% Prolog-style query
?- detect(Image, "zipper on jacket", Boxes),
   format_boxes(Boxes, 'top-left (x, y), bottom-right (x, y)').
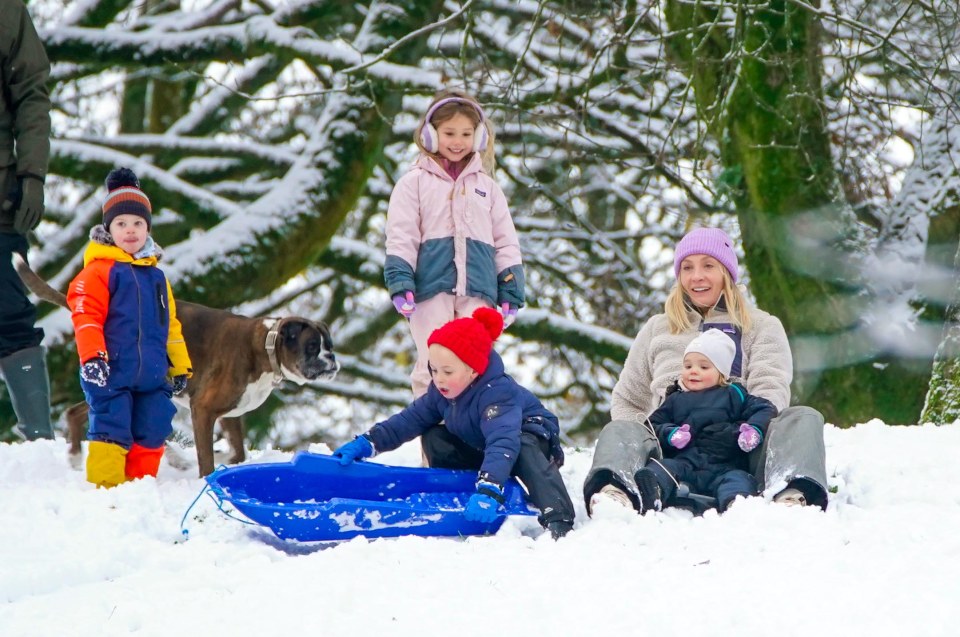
top-left (448, 399), bottom-right (457, 426)
top-left (157, 283), bottom-right (168, 327)
top-left (134, 265), bottom-right (143, 381)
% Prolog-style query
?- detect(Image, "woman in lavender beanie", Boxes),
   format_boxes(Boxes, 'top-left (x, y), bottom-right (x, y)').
top-left (583, 227), bottom-right (828, 514)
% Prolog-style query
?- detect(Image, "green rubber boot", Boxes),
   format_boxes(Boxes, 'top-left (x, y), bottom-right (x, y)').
top-left (1, 345), bottom-right (54, 440)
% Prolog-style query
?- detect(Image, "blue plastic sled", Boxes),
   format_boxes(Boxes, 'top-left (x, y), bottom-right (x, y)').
top-left (204, 451), bottom-right (537, 542)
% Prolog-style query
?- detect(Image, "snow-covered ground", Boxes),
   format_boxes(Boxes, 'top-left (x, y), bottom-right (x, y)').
top-left (2, 420), bottom-right (958, 636)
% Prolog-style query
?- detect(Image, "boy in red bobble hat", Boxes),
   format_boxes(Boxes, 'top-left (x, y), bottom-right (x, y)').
top-left (334, 307), bottom-right (575, 539)
top-left (67, 167), bottom-right (192, 488)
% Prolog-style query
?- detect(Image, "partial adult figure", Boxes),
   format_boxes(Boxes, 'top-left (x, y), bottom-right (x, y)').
top-left (583, 227), bottom-right (828, 514)
top-left (0, 0), bottom-right (54, 440)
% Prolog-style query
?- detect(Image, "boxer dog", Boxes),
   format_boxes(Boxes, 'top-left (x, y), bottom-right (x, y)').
top-left (14, 255), bottom-right (339, 477)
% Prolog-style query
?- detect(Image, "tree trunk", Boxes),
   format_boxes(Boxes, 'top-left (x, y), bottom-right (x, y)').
top-left (664, 0), bottom-right (930, 425)
top-left (922, 256), bottom-right (960, 423)
top-left (911, 108), bottom-right (960, 423)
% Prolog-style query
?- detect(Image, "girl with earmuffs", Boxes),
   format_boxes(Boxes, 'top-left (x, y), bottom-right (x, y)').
top-left (384, 89), bottom-right (525, 397)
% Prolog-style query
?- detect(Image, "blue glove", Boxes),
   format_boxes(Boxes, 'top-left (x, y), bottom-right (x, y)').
top-left (171, 375), bottom-right (188, 396)
top-left (332, 435), bottom-right (374, 465)
top-left (80, 356), bottom-right (109, 387)
top-left (464, 480), bottom-right (504, 523)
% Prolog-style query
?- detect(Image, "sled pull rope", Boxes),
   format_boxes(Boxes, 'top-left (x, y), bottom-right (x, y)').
top-left (180, 465), bottom-right (257, 539)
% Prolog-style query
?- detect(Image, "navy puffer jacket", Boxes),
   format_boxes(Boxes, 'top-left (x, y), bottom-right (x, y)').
top-left (650, 382), bottom-right (777, 471)
top-left (365, 351), bottom-right (559, 485)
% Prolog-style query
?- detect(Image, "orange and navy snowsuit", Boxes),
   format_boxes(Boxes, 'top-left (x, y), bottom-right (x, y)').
top-left (67, 235), bottom-right (192, 487)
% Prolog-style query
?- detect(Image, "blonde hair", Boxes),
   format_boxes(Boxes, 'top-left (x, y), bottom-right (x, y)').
top-left (414, 89), bottom-right (497, 174)
top-left (665, 267), bottom-right (752, 334)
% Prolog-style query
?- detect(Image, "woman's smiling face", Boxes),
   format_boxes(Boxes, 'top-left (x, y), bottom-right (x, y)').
top-left (678, 254), bottom-right (727, 309)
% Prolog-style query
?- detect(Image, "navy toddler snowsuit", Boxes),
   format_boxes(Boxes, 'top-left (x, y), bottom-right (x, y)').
top-left (647, 382), bottom-right (777, 510)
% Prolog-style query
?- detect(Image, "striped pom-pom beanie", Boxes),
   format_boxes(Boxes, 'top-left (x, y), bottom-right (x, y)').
top-left (102, 167), bottom-right (152, 230)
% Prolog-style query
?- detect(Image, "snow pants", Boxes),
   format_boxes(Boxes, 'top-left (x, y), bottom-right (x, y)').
top-left (583, 405), bottom-right (828, 512)
top-left (82, 376), bottom-right (176, 450)
top-left (407, 293), bottom-right (490, 397)
top-left (421, 425), bottom-right (575, 527)
top-left (0, 232), bottom-right (43, 358)
top-left (646, 457), bottom-right (758, 511)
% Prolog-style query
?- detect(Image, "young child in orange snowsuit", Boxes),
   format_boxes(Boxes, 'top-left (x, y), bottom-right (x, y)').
top-left (67, 168), bottom-right (192, 488)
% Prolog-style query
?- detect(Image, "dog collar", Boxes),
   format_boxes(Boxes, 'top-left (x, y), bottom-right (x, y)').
top-left (263, 319), bottom-right (285, 385)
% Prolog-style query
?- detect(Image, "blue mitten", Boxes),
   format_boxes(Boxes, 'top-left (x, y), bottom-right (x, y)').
top-left (464, 480), bottom-right (504, 523)
top-left (80, 356), bottom-right (110, 387)
top-left (332, 435), bottom-right (374, 465)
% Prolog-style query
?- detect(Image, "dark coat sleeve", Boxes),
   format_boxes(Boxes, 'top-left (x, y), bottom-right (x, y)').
top-left (738, 393), bottom-right (778, 437)
top-left (475, 386), bottom-right (523, 486)
top-left (649, 394), bottom-right (680, 446)
top-left (0, 0), bottom-right (51, 179)
top-left (365, 391), bottom-right (444, 453)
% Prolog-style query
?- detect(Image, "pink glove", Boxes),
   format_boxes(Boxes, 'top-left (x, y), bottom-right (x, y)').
top-left (500, 302), bottom-right (518, 327)
top-left (392, 291), bottom-right (416, 318)
top-left (668, 424), bottom-right (691, 449)
top-left (738, 423), bottom-right (761, 452)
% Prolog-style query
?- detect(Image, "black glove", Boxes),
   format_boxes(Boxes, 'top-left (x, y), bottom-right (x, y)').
top-left (171, 374), bottom-right (188, 396)
top-left (549, 433), bottom-right (565, 468)
top-left (530, 415), bottom-right (564, 468)
top-left (696, 421), bottom-right (741, 461)
top-left (2, 176), bottom-right (45, 234)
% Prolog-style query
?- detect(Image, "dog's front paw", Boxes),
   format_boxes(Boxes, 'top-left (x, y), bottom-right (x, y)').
top-left (67, 448), bottom-right (83, 472)
top-left (163, 440), bottom-right (194, 471)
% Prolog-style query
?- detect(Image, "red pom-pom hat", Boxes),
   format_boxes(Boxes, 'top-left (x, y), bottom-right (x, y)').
top-left (427, 307), bottom-right (504, 375)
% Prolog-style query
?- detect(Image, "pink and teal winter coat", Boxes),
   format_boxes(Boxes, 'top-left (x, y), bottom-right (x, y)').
top-left (383, 153), bottom-right (525, 308)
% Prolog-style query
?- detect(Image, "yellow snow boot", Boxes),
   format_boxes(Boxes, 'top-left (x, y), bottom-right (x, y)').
top-left (86, 441), bottom-right (129, 488)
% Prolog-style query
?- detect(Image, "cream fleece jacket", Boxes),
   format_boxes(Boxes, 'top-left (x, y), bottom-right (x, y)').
top-left (610, 305), bottom-right (792, 422)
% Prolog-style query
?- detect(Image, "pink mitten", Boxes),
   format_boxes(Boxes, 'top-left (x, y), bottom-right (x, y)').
top-left (669, 424), bottom-right (691, 449)
top-left (392, 291), bottom-right (416, 318)
top-left (500, 302), bottom-right (518, 327)
top-left (738, 423), bottom-right (761, 452)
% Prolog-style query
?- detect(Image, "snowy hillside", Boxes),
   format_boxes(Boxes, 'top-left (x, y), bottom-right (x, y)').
top-left (2, 420), bottom-right (959, 637)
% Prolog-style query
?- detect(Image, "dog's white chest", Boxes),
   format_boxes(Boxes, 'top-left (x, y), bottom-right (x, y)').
top-left (222, 372), bottom-right (277, 417)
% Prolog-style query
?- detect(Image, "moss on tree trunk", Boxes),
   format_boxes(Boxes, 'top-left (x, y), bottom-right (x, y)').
top-left (665, 0), bottom-right (929, 425)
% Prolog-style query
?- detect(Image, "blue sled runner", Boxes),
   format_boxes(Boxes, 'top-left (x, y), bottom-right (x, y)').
top-left (204, 451), bottom-right (537, 542)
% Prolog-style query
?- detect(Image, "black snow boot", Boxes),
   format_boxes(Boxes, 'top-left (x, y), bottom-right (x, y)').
top-left (633, 468), bottom-right (663, 514)
top-left (1, 345), bottom-right (54, 440)
top-left (546, 520), bottom-right (573, 540)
